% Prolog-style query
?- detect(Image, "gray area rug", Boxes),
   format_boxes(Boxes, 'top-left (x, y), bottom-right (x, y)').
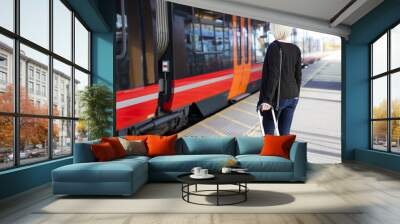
top-left (38, 183), bottom-right (362, 214)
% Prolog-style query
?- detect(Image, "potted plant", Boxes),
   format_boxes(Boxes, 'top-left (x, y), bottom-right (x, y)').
top-left (79, 84), bottom-right (113, 140)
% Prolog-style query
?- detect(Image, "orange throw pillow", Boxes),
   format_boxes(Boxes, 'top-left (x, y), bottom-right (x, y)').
top-left (101, 137), bottom-right (126, 158)
top-left (146, 134), bottom-right (177, 157)
top-left (91, 142), bottom-right (117, 162)
top-left (125, 135), bottom-right (149, 141)
top-left (260, 135), bottom-right (296, 159)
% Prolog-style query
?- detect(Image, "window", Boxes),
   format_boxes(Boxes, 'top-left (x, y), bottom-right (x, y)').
top-left (53, 59), bottom-right (72, 117)
top-left (35, 84), bottom-right (40, 95)
top-left (0, 0), bottom-right (14, 31)
top-left (35, 70), bottom-right (41, 81)
top-left (0, 55), bottom-right (7, 67)
top-left (0, 116), bottom-right (13, 170)
top-left (74, 69), bottom-right (89, 118)
top-left (28, 67), bottom-right (34, 80)
top-left (53, 0), bottom-right (72, 60)
top-left (370, 23), bottom-right (400, 153)
top-left (0, 34), bottom-right (14, 113)
top-left (74, 17), bottom-right (90, 70)
top-left (53, 119), bottom-right (72, 158)
top-left (237, 17), bottom-right (242, 65)
top-left (28, 81), bottom-right (34, 94)
top-left (20, 0), bottom-right (49, 49)
top-left (0, 71), bottom-right (6, 85)
top-left (41, 85), bottom-right (46, 97)
top-left (0, 1), bottom-right (91, 170)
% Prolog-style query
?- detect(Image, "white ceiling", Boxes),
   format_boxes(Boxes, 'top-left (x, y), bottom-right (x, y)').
top-left (167, 0), bottom-right (384, 37)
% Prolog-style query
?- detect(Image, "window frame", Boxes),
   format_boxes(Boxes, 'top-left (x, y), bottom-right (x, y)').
top-left (0, 0), bottom-right (92, 171)
top-left (370, 20), bottom-right (400, 154)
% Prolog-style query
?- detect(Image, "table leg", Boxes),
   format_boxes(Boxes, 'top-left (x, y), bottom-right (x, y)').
top-left (245, 183), bottom-right (247, 201)
top-left (187, 184), bottom-right (190, 202)
top-left (217, 184), bottom-right (219, 206)
top-left (195, 184), bottom-right (198, 192)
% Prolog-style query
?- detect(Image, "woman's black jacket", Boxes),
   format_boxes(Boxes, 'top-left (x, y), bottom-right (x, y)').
top-left (257, 40), bottom-right (302, 107)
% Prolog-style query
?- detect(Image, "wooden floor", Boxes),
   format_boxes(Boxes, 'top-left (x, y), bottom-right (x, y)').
top-left (1, 162), bottom-right (400, 224)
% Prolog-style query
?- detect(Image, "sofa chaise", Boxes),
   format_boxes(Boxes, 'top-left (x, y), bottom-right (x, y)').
top-left (52, 136), bottom-right (307, 196)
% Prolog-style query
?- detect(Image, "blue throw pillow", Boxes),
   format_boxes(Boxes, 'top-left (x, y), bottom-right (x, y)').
top-left (235, 136), bottom-right (263, 155)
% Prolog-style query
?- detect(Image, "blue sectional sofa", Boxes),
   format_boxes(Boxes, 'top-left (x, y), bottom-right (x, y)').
top-left (52, 136), bottom-right (307, 196)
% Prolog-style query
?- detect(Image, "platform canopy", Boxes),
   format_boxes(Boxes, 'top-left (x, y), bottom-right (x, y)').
top-left (167, 0), bottom-right (383, 37)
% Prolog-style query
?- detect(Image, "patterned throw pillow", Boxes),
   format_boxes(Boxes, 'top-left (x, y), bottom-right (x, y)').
top-left (118, 137), bottom-right (147, 156)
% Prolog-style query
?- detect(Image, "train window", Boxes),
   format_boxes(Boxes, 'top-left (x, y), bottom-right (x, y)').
top-left (253, 21), bottom-right (267, 64)
top-left (237, 17), bottom-right (242, 65)
top-left (244, 18), bottom-right (249, 64)
top-left (193, 23), bottom-right (202, 52)
top-left (224, 15), bottom-right (233, 69)
top-left (201, 24), bottom-right (216, 52)
top-left (215, 26), bottom-right (224, 51)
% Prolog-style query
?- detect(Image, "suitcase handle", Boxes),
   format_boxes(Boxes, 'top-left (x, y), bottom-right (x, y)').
top-left (257, 107), bottom-right (280, 136)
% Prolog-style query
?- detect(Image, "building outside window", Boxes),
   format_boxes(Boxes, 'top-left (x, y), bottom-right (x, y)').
top-left (28, 81), bottom-right (34, 94)
top-left (0, 71), bottom-right (6, 84)
top-left (0, 54), bottom-right (7, 67)
top-left (0, 0), bottom-right (91, 170)
top-left (371, 23), bottom-right (400, 154)
top-left (41, 85), bottom-right (46, 97)
top-left (35, 83), bottom-right (40, 95)
top-left (28, 67), bottom-right (34, 80)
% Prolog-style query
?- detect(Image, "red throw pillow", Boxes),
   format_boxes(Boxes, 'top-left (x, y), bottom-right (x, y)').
top-left (101, 137), bottom-right (126, 158)
top-left (260, 135), bottom-right (296, 159)
top-left (146, 134), bottom-right (177, 157)
top-left (91, 142), bottom-right (117, 162)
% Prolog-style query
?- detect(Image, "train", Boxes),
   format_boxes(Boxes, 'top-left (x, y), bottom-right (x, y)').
top-left (115, 0), bottom-right (323, 135)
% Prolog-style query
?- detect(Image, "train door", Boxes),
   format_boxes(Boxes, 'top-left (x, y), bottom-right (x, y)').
top-left (228, 16), bottom-right (252, 99)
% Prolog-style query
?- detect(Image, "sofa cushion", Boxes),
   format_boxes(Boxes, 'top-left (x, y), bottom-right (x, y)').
top-left (116, 155), bottom-right (150, 163)
top-left (177, 136), bottom-right (236, 155)
top-left (149, 154), bottom-right (235, 172)
top-left (236, 155), bottom-right (293, 172)
top-left (73, 140), bottom-right (100, 163)
top-left (53, 158), bottom-right (147, 183)
top-left (236, 136), bottom-right (263, 155)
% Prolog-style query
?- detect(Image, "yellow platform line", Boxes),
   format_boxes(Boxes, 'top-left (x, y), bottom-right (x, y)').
top-left (239, 100), bottom-right (257, 106)
top-left (230, 107), bottom-right (258, 117)
top-left (199, 123), bottom-right (226, 136)
top-left (216, 113), bottom-right (253, 129)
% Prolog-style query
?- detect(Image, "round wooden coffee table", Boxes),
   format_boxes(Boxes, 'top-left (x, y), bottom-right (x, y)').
top-left (177, 173), bottom-right (255, 206)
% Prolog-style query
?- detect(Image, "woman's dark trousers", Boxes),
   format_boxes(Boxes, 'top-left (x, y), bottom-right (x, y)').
top-left (261, 98), bottom-right (299, 135)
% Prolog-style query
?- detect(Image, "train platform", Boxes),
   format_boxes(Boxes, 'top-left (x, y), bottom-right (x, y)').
top-left (179, 53), bottom-right (342, 164)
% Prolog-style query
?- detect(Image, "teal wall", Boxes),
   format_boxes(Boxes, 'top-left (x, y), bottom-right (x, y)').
top-left (0, 0), bottom-right (116, 200)
top-left (0, 158), bottom-right (72, 199)
top-left (343, 0), bottom-right (400, 170)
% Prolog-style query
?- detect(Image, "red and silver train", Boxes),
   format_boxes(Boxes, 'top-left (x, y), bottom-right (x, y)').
top-left (115, 0), bottom-right (322, 135)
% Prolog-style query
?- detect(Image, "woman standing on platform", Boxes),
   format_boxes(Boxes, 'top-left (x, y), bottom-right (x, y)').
top-left (258, 24), bottom-right (302, 135)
